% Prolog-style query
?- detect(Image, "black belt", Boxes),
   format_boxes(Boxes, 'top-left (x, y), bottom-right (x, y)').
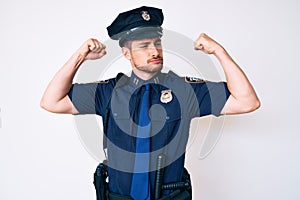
top-left (108, 192), bottom-right (133, 200)
top-left (94, 155), bottom-right (192, 200)
top-left (108, 190), bottom-right (190, 200)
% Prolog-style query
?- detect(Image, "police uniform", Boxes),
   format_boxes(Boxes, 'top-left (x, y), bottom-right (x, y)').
top-left (68, 6), bottom-right (230, 200)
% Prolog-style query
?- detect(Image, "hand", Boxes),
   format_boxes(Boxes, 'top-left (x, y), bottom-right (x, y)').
top-left (194, 33), bottom-right (223, 55)
top-left (78, 38), bottom-right (107, 60)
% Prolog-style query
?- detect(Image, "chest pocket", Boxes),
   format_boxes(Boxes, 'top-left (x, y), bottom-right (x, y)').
top-left (111, 111), bottom-right (133, 137)
top-left (149, 102), bottom-right (182, 148)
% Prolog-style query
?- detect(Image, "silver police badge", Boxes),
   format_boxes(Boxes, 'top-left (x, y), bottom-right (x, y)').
top-left (141, 11), bottom-right (150, 21)
top-left (160, 90), bottom-right (173, 103)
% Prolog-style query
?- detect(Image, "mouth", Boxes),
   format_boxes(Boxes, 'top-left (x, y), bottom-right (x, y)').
top-left (149, 58), bottom-right (163, 64)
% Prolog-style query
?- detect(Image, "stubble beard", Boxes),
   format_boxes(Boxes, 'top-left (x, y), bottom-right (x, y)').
top-left (134, 63), bottom-right (163, 74)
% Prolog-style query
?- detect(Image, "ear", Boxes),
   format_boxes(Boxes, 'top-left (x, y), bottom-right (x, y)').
top-left (122, 47), bottom-right (131, 60)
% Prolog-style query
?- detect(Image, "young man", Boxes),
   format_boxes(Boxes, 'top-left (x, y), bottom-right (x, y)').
top-left (40, 6), bottom-right (260, 200)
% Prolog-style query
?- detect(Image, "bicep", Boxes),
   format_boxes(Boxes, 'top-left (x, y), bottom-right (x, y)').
top-left (220, 95), bottom-right (240, 115)
top-left (221, 94), bottom-right (260, 115)
top-left (58, 96), bottom-right (79, 114)
top-left (41, 96), bottom-right (79, 114)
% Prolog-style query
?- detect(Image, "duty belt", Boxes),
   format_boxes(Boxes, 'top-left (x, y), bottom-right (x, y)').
top-left (93, 155), bottom-right (192, 200)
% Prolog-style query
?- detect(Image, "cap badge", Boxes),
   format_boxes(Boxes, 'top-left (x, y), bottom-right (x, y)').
top-left (141, 11), bottom-right (150, 21)
top-left (160, 90), bottom-right (173, 103)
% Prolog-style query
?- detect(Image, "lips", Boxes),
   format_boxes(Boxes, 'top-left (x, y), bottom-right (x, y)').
top-left (149, 58), bottom-right (163, 64)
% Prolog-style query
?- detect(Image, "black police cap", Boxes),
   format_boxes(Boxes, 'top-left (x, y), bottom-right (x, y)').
top-left (107, 6), bottom-right (164, 47)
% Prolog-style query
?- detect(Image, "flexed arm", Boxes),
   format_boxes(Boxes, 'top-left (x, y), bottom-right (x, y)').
top-left (194, 33), bottom-right (260, 115)
top-left (40, 38), bottom-right (106, 114)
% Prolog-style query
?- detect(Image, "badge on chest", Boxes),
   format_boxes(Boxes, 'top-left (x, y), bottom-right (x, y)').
top-left (160, 89), bottom-right (173, 103)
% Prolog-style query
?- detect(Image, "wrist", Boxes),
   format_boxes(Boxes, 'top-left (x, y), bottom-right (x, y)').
top-left (71, 51), bottom-right (86, 69)
top-left (213, 45), bottom-right (226, 57)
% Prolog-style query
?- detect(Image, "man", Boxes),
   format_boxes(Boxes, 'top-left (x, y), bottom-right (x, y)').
top-left (40, 6), bottom-right (260, 200)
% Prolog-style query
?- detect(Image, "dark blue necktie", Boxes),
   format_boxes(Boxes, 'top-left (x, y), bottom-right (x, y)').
top-left (130, 84), bottom-right (151, 200)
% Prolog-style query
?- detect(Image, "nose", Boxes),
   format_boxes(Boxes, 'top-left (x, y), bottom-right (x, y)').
top-left (149, 44), bottom-right (160, 57)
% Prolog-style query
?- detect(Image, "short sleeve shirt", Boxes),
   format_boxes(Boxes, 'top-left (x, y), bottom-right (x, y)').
top-left (68, 71), bottom-right (230, 197)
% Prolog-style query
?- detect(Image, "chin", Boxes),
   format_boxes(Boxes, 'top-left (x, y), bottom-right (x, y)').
top-left (136, 63), bottom-right (163, 73)
top-left (150, 63), bottom-right (163, 72)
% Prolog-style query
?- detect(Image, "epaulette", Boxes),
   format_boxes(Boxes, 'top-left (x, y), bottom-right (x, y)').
top-left (114, 72), bottom-right (129, 88)
top-left (166, 70), bottom-right (182, 80)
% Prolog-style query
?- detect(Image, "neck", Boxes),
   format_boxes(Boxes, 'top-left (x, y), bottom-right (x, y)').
top-left (132, 68), bottom-right (159, 80)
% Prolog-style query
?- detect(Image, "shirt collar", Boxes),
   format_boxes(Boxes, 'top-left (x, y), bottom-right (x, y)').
top-left (129, 71), bottom-right (164, 92)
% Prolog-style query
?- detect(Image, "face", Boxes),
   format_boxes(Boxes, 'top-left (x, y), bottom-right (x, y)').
top-left (122, 37), bottom-right (163, 77)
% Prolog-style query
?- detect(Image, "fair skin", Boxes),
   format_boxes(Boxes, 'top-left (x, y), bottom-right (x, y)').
top-left (194, 33), bottom-right (260, 114)
top-left (40, 33), bottom-right (260, 115)
top-left (122, 37), bottom-right (163, 80)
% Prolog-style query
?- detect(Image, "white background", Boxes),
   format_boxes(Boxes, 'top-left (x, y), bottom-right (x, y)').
top-left (1, 0), bottom-right (300, 199)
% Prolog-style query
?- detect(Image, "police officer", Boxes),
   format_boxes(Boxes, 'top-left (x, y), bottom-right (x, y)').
top-left (40, 6), bottom-right (260, 200)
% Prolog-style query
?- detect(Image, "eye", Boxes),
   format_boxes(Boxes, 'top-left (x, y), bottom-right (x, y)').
top-left (155, 41), bottom-right (162, 47)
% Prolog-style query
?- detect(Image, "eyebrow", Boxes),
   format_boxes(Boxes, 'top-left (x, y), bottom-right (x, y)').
top-left (136, 39), bottom-right (162, 46)
top-left (137, 42), bottom-right (151, 46)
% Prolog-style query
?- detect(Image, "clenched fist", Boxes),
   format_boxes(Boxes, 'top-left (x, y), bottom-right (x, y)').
top-left (194, 33), bottom-right (223, 55)
top-left (78, 38), bottom-right (107, 60)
